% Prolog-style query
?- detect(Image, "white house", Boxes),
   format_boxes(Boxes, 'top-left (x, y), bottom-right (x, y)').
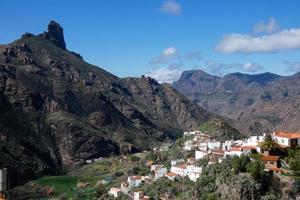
top-left (165, 172), bottom-right (178, 181)
top-left (0, 168), bottom-right (7, 191)
top-left (170, 165), bottom-right (186, 177)
top-left (195, 150), bottom-right (209, 160)
top-left (154, 167), bottom-right (167, 180)
top-left (273, 131), bottom-right (300, 147)
top-left (197, 144), bottom-right (209, 151)
top-left (224, 146), bottom-right (244, 157)
top-left (207, 141), bottom-right (222, 149)
top-left (183, 140), bottom-right (193, 150)
top-left (151, 164), bottom-right (164, 172)
top-left (134, 191), bottom-right (150, 200)
top-left (121, 181), bottom-right (130, 194)
top-left (128, 176), bottom-right (143, 188)
top-left (188, 172), bottom-right (201, 182)
top-left (222, 140), bottom-right (234, 151)
top-left (184, 165), bottom-right (202, 177)
top-left (108, 187), bottom-right (121, 198)
top-left (243, 135), bottom-right (265, 146)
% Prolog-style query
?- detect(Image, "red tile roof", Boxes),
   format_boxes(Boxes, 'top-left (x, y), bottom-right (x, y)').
top-left (274, 131), bottom-right (300, 139)
top-left (261, 155), bottom-right (280, 162)
top-left (267, 166), bottom-right (282, 172)
top-left (165, 172), bottom-right (178, 177)
top-left (241, 145), bottom-right (257, 150)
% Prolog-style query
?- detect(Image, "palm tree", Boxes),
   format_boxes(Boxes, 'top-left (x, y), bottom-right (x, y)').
top-left (260, 134), bottom-right (280, 155)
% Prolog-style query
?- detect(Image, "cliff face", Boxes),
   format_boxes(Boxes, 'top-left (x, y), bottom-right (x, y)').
top-left (173, 70), bottom-right (300, 135)
top-left (0, 21), bottom-right (240, 186)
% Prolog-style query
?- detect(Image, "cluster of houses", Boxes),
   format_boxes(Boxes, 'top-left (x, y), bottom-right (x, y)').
top-left (108, 130), bottom-right (300, 199)
top-left (184, 130), bottom-right (300, 174)
top-left (108, 158), bottom-right (203, 199)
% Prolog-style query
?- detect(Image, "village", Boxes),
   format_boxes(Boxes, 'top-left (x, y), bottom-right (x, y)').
top-left (106, 130), bottom-right (300, 199)
top-left (1, 130), bottom-right (299, 199)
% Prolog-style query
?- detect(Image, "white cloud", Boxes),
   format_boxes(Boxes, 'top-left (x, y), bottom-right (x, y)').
top-left (160, 0), bottom-right (182, 15)
top-left (145, 65), bottom-right (182, 83)
top-left (254, 18), bottom-right (280, 34)
top-left (283, 60), bottom-right (300, 73)
top-left (150, 47), bottom-right (178, 64)
top-left (215, 28), bottom-right (300, 54)
top-left (205, 60), bottom-right (263, 75)
top-left (163, 46), bottom-right (177, 56)
top-left (242, 62), bottom-right (263, 72)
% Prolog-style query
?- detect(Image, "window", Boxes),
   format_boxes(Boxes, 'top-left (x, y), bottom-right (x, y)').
top-left (281, 139), bottom-right (284, 144)
top-left (270, 162), bottom-right (274, 165)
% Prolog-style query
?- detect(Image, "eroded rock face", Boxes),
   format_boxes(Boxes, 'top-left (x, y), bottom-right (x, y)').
top-left (47, 21), bottom-right (66, 50)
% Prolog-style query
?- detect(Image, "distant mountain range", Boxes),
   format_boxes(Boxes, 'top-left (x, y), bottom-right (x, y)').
top-left (173, 69), bottom-right (300, 135)
top-left (0, 21), bottom-right (242, 187)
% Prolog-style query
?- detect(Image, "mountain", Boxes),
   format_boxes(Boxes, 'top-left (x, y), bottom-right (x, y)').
top-left (0, 21), bottom-right (242, 187)
top-left (173, 70), bottom-right (300, 135)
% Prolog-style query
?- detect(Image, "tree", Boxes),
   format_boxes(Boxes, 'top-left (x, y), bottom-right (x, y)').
top-left (260, 134), bottom-right (280, 155)
top-left (232, 155), bottom-right (251, 174)
top-left (247, 160), bottom-right (265, 181)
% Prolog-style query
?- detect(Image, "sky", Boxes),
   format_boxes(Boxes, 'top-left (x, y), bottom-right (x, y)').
top-left (1, 0), bottom-right (300, 83)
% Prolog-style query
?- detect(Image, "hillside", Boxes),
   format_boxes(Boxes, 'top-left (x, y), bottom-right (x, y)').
top-left (0, 21), bottom-right (242, 187)
top-left (173, 70), bottom-right (300, 134)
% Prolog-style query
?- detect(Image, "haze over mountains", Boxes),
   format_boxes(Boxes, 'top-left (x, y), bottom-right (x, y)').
top-left (0, 21), bottom-right (243, 186)
top-left (173, 69), bottom-right (300, 135)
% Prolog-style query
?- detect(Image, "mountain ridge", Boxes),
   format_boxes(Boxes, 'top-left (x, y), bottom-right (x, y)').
top-left (173, 69), bottom-right (300, 135)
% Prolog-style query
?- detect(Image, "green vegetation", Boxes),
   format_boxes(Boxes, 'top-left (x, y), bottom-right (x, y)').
top-left (199, 118), bottom-right (243, 140)
top-left (34, 176), bottom-right (78, 198)
top-left (260, 134), bottom-right (280, 155)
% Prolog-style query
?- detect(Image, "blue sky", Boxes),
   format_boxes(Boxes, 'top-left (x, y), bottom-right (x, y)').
top-left (1, 0), bottom-right (300, 82)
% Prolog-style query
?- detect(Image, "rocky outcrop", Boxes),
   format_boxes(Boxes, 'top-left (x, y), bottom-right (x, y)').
top-left (40, 21), bottom-right (66, 50)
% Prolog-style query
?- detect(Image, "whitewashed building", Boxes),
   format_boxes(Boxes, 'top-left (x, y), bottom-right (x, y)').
top-left (185, 165), bottom-right (202, 177)
top-left (273, 132), bottom-right (300, 147)
top-left (170, 165), bottom-right (186, 177)
top-left (195, 150), bottom-right (209, 160)
top-left (128, 176), bottom-right (143, 188)
top-left (154, 167), bottom-right (167, 180)
top-left (188, 172), bottom-right (201, 182)
top-left (108, 187), bottom-right (121, 197)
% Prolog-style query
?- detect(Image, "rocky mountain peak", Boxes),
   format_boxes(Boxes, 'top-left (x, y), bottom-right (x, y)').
top-left (40, 20), bottom-right (66, 50)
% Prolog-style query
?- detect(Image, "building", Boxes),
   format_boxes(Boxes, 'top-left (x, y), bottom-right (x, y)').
top-left (128, 176), bottom-right (143, 188)
top-left (273, 131), bottom-right (300, 147)
top-left (151, 164), bottom-right (164, 172)
top-left (188, 172), bottom-right (201, 182)
top-left (134, 191), bottom-right (143, 199)
top-left (108, 187), bottom-right (121, 198)
top-left (0, 169), bottom-right (7, 192)
top-left (195, 150), bottom-right (209, 160)
top-left (154, 167), bottom-right (167, 180)
top-left (170, 165), bottom-right (186, 177)
top-left (121, 181), bottom-right (130, 194)
top-left (165, 172), bottom-right (178, 181)
top-left (185, 165), bottom-right (202, 177)
top-left (261, 153), bottom-right (281, 174)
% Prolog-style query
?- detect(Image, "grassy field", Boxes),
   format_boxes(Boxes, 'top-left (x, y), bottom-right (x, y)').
top-left (33, 176), bottom-right (78, 198)
top-left (20, 155), bottom-right (151, 199)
